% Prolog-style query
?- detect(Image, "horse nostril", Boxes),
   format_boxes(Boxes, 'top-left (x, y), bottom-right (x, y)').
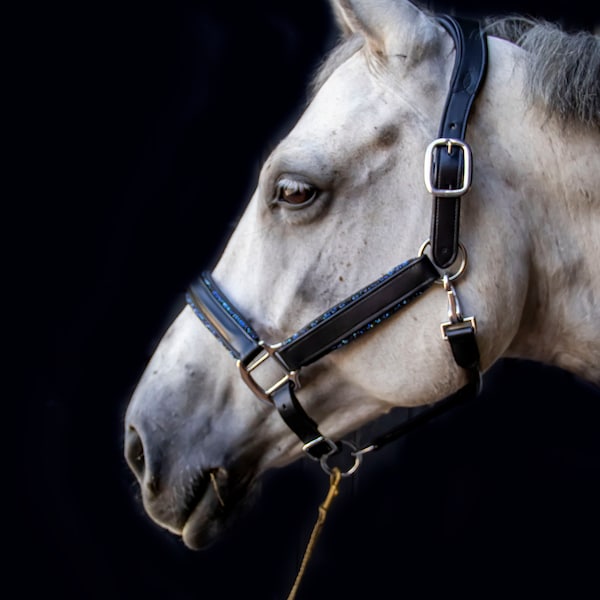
top-left (125, 425), bottom-right (146, 481)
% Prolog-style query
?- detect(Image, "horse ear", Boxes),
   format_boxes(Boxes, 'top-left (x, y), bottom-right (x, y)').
top-left (331, 0), bottom-right (436, 63)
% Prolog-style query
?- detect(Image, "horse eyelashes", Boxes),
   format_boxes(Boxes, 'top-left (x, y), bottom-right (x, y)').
top-left (276, 178), bottom-right (319, 208)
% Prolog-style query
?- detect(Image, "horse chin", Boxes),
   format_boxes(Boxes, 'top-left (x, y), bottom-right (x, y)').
top-left (181, 490), bottom-right (225, 550)
top-left (180, 467), bottom-right (257, 550)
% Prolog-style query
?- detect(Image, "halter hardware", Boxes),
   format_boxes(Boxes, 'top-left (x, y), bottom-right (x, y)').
top-left (302, 437), bottom-right (361, 479)
top-left (418, 238), bottom-right (468, 282)
top-left (424, 138), bottom-right (472, 197)
top-left (440, 273), bottom-right (477, 340)
top-left (185, 15), bottom-right (487, 476)
top-left (236, 341), bottom-right (300, 406)
top-left (302, 435), bottom-right (338, 458)
top-left (318, 439), bottom-right (362, 478)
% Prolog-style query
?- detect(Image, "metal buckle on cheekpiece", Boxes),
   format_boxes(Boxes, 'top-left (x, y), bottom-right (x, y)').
top-left (424, 138), bottom-right (472, 197)
top-left (237, 342), bottom-right (301, 405)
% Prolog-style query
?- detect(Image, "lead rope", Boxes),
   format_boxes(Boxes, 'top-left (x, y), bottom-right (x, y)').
top-left (286, 467), bottom-right (342, 600)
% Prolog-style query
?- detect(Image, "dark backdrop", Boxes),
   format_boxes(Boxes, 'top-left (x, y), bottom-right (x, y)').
top-left (20, 2), bottom-right (599, 599)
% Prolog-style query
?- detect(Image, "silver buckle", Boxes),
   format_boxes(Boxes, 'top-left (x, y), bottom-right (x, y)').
top-left (236, 342), bottom-right (300, 405)
top-left (424, 138), bottom-right (472, 197)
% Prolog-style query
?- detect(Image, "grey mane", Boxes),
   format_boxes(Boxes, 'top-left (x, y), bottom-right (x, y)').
top-left (485, 17), bottom-right (600, 127)
top-left (311, 16), bottom-right (600, 127)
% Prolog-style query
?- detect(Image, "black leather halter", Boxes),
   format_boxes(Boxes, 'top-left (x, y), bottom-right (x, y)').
top-left (186, 16), bottom-right (487, 474)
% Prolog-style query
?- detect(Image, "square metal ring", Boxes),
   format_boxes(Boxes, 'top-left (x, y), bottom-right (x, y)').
top-left (424, 138), bottom-right (472, 197)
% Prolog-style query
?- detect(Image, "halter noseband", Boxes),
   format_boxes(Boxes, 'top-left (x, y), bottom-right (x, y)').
top-left (186, 16), bottom-right (487, 475)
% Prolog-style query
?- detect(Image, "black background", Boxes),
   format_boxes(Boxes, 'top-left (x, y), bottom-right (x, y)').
top-left (19, 1), bottom-right (599, 598)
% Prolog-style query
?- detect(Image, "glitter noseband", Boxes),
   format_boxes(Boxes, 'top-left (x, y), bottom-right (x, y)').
top-left (186, 16), bottom-right (486, 475)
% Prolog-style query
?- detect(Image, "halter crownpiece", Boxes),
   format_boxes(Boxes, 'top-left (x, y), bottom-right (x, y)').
top-left (429, 15), bottom-right (488, 269)
top-left (186, 16), bottom-right (487, 473)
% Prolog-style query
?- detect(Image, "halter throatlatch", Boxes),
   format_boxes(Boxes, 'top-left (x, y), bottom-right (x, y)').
top-left (186, 16), bottom-right (487, 474)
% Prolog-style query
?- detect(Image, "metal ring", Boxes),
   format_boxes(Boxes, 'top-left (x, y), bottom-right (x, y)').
top-left (418, 238), bottom-right (468, 283)
top-left (319, 440), bottom-right (362, 478)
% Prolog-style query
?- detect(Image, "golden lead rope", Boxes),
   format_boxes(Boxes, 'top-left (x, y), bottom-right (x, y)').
top-left (286, 467), bottom-right (342, 600)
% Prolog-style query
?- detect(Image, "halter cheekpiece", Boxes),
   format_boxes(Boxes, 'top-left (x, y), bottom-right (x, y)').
top-left (186, 16), bottom-right (488, 476)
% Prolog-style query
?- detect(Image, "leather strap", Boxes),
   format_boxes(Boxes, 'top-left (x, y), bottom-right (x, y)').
top-left (446, 322), bottom-right (480, 371)
top-left (272, 383), bottom-right (335, 459)
top-left (273, 374), bottom-right (481, 460)
top-left (277, 256), bottom-right (439, 370)
top-left (188, 255), bottom-right (439, 374)
top-left (430, 16), bottom-right (487, 269)
top-left (362, 376), bottom-right (479, 454)
top-left (187, 274), bottom-right (261, 363)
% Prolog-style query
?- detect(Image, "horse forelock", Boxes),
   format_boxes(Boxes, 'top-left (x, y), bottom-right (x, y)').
top-left (485, 17), bottom-right (600, 127)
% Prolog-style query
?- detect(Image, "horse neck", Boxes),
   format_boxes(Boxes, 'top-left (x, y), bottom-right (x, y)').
top-left (506, 120), bottom-right (600, 385)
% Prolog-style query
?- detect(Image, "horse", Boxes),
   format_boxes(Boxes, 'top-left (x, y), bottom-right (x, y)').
top-left (125, 0), bottom-right (599, 558)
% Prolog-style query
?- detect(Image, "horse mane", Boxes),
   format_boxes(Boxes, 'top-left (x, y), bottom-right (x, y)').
top-left (485, 16), bottom-right (600, 127)
top-left (310, 15), bottom-right (600, 128)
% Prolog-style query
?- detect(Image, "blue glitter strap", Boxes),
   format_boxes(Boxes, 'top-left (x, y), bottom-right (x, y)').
top-left (277, 255), bottom-right (439, 370)
top-left (186, 274), bottom-right (260, 362)
top-left (187, 255), bottom-right (439, 372)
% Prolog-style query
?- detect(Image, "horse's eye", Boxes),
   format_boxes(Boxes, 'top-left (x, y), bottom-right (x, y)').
top-left (276, 178), bottom-right (318, 208)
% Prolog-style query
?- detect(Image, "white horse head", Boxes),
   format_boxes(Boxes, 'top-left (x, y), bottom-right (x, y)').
top-left (125, 0), bottom-right (600, 550)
